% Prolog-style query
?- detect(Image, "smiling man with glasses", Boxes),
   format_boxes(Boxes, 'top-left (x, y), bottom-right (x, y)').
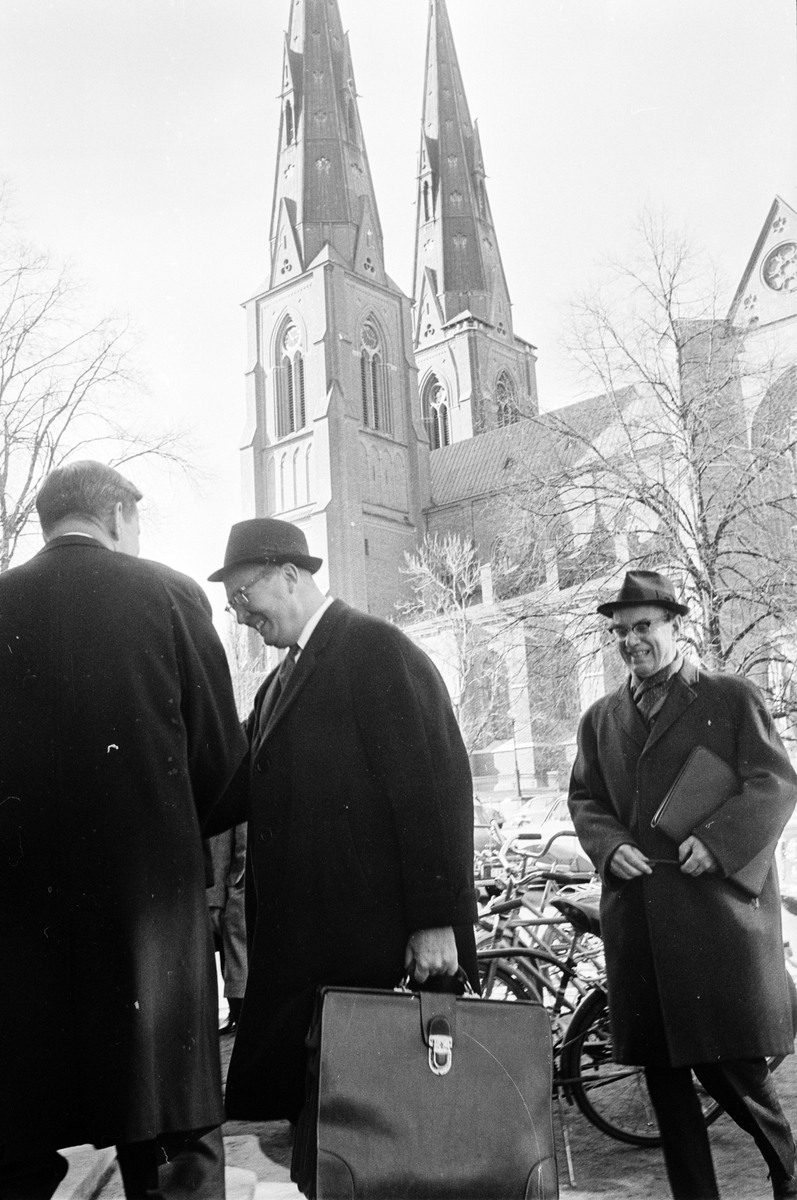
top-left (204, 517), bottom-right (479, 1132)
top-left (568, 569), bottom-right (797, 1200)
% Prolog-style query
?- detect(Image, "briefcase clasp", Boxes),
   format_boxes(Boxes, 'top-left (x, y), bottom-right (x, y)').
top-left (427, 1016), bottom-right (453, 1076)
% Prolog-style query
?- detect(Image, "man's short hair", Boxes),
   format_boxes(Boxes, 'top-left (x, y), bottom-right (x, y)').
top-left (36, 461), bottom-right (143, 535)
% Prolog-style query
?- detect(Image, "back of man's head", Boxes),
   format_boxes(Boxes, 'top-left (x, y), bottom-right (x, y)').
top-left (36, 461), bottom-right (142, 536)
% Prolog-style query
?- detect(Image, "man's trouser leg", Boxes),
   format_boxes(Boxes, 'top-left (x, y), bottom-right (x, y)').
top-left (116, 1126), bottom-right (225, 1200)
top-left (0, 1152), bottom-right (68, 1200)
top-left (644, 1065), bottom-right (720, 1200)
top-left (694, 1059), bottom-right (796, 1186)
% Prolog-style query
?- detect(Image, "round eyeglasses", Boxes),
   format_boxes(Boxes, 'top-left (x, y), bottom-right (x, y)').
top-left (224, 567), bottom-right (274, 616)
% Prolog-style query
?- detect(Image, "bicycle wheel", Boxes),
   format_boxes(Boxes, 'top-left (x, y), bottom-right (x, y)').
top-left (561, 988), bottom-right (720, 1147)
top-left (478, 957), bottom-right (542, 1003)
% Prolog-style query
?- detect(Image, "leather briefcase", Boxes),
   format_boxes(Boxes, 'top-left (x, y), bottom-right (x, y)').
top-left (291, 982), bottom-right (558, 1199)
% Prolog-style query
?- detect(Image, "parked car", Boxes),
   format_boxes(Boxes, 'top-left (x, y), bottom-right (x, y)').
top-left (499, 793), bottom-right (594, 873)
top-left (473, 801), bottom-right (504, 854)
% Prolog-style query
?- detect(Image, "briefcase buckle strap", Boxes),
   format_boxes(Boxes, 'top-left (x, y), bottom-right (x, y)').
top-left (427, 1016), bottom-right (453, 1076)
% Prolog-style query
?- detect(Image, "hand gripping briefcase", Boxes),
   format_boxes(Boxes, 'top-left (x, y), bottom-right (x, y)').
top-left (290, 979), bottom-right (558, 1200)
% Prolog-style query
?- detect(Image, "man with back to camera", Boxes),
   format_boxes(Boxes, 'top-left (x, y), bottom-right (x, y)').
top-left (568, 569), bottom-right (797, 1200)
top-left (204, 517), bottom-right (479, 1125)
top-left (0, 461), bottom-right (248, 1200)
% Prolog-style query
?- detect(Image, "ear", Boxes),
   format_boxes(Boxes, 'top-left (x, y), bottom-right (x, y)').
top-left (108, 501), bottom-right (124, 544)
top-left (671, 614), bottom-right (683, 636)
top-left (282, 561), bottom-right (300, 589)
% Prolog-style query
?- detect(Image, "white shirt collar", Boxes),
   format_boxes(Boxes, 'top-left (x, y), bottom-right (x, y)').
top-left (294, 595), bottom-right (334, 657)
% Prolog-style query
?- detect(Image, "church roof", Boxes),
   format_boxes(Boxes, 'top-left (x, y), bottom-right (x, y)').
top-left (428, 387), bottom-right (637, 508)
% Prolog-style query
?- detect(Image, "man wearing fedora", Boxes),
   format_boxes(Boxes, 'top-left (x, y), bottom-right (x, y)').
top-left (206, 518), bottom-right (479, 1125)
top-left (569, 569), bottom-right (797, 1199)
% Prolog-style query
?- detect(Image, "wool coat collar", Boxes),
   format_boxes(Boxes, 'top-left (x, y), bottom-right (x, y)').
top-left (609, 657), bottom-right (701, 755)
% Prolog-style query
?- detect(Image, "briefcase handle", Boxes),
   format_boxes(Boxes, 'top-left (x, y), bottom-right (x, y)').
top-left (396, 967), bottom-right (477, 996)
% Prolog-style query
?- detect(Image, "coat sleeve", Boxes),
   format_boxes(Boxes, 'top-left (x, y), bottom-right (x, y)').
top-left (349, 621), bottom-right (477, 931)
top-left (165, 573), bottom-right (249, 825)
top-left (202, 710), bottom-right (256, 837)
top-left (693, 677), bottom-right (797, 876)
top-left (568, 704), bottom-right (639, 886)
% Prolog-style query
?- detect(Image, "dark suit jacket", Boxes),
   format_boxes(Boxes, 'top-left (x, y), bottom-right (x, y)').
top-left (569, 660), bottom-right (797, 1067)
top-left (211, 599), bottom-right (478, 1121)
top-left (0, 536), bottom-right (247, 1156)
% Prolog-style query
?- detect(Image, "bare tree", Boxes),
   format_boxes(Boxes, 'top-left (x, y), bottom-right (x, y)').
top-left (400, 533), bottom-right (513, 754)
top-left (0, 199), bottom-right (187, 570)
top-left (224, 619), bottom-right (270, 718)
top-left (505, 208), bottom-right (797, 728)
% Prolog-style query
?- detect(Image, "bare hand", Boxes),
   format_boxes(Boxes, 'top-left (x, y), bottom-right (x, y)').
top-left (404, 926), bottom-right (458, 983)
top-left (678, 836), bottom-right (718, 876)
top-left (609, 843), bottom-right (653, 880)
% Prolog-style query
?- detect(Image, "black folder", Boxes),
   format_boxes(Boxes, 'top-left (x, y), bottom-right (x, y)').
top-left (650, 745), bottom-right (778, 897)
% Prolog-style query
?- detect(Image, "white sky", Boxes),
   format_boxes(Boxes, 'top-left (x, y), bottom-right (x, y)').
top-left (1, 0), bottom-right (795, 614)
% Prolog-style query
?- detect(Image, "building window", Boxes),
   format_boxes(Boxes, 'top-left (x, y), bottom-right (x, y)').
top-left (345, 94), bottom-right (357, 143)
top-left (276, 324), bottom-right (307, 437)
top-left (423, 375), bottom-right (451, 450)
top-left (495, 371), bottom-right (519, 427)
top-left (360, 322), bottom-right (392, 434)
top-left (285, 101), bottom-right (295, 147)
top-left (422, 180), bottom-right (432, 223)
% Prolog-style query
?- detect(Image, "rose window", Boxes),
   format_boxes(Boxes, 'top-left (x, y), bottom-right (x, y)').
top-left (762, 243), bottom-right (797, 294)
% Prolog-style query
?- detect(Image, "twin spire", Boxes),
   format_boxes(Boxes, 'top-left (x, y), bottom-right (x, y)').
top-left (269, 0), bottom-right (513, 332)
top-left (269, 0), bottom-right (384, 285)
top-left (413, 0), bottom-right (512, 332)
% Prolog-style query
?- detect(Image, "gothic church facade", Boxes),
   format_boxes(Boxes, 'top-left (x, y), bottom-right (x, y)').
top-left (239, 0), bottom-right (797, 787)
top-left (239, 0), bottom-right (536, 621)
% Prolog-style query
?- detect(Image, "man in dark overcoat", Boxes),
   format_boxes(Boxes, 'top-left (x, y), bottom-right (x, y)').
top-left (0, 462), bottom-right (247, 1200)
top-left (569, 569), bottom-right (797, 1200)
top-left (206, 518), bottom-right (479, 1123)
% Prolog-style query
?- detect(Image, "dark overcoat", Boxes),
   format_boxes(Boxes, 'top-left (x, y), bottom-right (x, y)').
top-left (0, 536), bottom-right (247, 1159)
top-left (569, 660), bottom-right (797, 1067)
top-left (206, 600), bottom-right (479, 1121)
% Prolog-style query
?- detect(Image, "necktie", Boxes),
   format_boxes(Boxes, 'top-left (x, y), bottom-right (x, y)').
top-left (257, 644), bottom-right (299, 742)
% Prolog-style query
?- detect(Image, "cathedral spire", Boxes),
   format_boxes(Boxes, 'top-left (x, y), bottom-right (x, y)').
top-left (412, 0), bottom-right (513, 331)
top-left (411, 0), bottom-right (537, 443)
top-left (268, 0), bottom-right (385, 285)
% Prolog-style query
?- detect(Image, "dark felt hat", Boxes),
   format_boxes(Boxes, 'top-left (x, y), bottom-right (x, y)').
top-left (596, 569), bottom-right (688, 617)
top-left (208, 518), bottom-right (322, 581)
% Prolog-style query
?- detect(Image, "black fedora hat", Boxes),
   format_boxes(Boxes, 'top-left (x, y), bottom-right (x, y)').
top-left (596, 570), bottom-right (688, 617)
top-left (208, 518), bottom-right (323, 581)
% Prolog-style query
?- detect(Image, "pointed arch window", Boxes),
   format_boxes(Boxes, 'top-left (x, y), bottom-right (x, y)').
top-left (422, 180), bottom-right (432, 223)
top-left (496, 371), bottom-right (519, 427)
top-left (276, 324), bottom-right (307, 438)
top-left (284, 101), bottom-right (295, 147)
top-left (423, 375), bottom-right (451, 450)
top-left (360, 322), bottom-right (392, 435)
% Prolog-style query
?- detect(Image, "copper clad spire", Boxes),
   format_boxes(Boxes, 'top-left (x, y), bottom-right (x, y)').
top-left (269, 0), bottom-right (384, 278)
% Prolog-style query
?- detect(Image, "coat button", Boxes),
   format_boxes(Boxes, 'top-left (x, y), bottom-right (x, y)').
top-left (255, 757), bottom-right (271, 774)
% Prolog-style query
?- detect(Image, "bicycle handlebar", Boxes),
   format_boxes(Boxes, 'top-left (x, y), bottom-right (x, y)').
top-left (497, 827), bottom-right (583, 869)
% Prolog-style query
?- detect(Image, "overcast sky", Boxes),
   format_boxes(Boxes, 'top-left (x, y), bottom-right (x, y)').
top-left (1, 0), bottom-right (795, 606)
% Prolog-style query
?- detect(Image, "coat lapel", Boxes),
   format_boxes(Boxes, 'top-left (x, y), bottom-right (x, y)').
top-left (641, 661), bottom-right (700, 754)
top-left (611, 681), bottom-right (648, 750)
top-left (254, 600), bottom-right (345, 755)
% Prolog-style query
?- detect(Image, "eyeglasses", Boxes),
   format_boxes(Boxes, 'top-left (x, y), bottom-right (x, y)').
top-left (224, 566), bottom-right (274, 616)
top-left (607, 617), bottom-right (672, 642)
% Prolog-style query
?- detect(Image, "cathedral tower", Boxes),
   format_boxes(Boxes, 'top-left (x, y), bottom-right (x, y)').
top-left (412, 0), bottom-right (538, 447)
top-left (241, 0), bottom-right (430, 616)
